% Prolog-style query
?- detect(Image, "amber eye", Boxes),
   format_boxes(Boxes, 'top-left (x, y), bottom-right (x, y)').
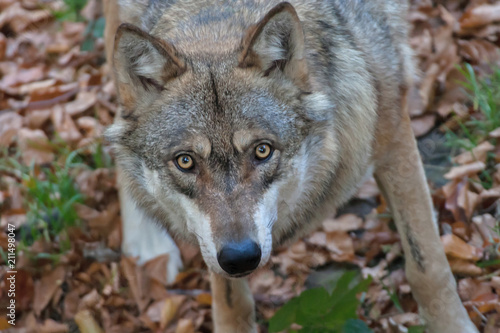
top-left (176, 155), bottom-right (194, 171)
top-left (255, 143), bottom-right (272, 161)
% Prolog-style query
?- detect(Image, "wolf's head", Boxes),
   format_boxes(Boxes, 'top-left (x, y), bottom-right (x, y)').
top-left (106, 3), bottom-right (337, 277)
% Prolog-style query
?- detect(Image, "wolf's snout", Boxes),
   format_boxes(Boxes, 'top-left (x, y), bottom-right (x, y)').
top-left (217, 239), bottom-right (261, 276)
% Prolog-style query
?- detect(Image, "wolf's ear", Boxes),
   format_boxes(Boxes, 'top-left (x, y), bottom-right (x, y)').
top-left (113, 23), bottom-right (185, 112)
top-left (239, 2), bottom-right (309, 91)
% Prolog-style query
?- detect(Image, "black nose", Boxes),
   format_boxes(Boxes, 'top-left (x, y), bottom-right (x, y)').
top-left (217, 239), bottom-right (261, 275)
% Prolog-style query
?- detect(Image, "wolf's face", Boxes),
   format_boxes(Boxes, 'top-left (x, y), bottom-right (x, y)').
top-left (106, 4), bottom-right (337, 277)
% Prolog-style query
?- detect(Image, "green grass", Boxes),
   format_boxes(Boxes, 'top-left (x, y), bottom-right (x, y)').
top-left (53, 0), bottom-right (88, 22)
top-left (0, 150), bottom-right (84, 253)
top-left (444, 64), bottom-right (500, 189)
top-left (51, 0), bottom-right (105, 52)
top-left (268, 270), bottom-right (373, 333)
top-left (0, 138), bottom-right (113, 264)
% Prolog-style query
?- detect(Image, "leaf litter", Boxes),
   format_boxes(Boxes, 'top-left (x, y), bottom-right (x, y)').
top-left (0, 0), bottom-right (499, 332)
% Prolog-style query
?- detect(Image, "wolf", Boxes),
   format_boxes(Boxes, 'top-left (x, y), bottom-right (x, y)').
top-left (103, 0), bottom-right (478, 332)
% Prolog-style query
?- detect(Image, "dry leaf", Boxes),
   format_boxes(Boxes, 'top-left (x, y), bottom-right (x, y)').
top-left (17, 128), bottom-right (54, 164)
top-left (196, 293), bottom-right (212, 306)
top-left (74, 310), bottom-right (104, 333)
top-left (161, 296), bottom-right (185, 329)
top-left (453, 141), bottom-right (495, 165)
top-left (38, 319), bottom-right (69, 333)
top-left (489, 127), bottom-right (500, 138)
top-left (460, 3), bottom-right (500, 29)
top-left (442, 234), bottom-right (482, 261)
top-left (33, 266), bottom-right (66, 316)
top-left (444, 161), bottom-right (486, 179)
top-left (0, 112), bottom-right (23, 146)
top-left (176, 318), bottom-right (195, 333)
top-left (411, 114), bottom-right (436, 137)
top-left (448, 257), bottom-right (483, 276)
top-left (323, 214), bottom-right (363, 232)
top-left (326, 231), bottom-right (355, 262)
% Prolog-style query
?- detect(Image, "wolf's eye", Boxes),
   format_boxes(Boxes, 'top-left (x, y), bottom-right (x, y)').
top-left (255, 144), bottom-right (272, 161)
top-left (175, 155), bottom-right (194, 171)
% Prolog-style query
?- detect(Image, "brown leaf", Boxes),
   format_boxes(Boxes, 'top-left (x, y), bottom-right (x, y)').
top-left (458, 278), bottom-right (492, 302)
top-left (0, 65), bottom-right (45, 89)
top-left (436, 68), bottom-right (468, 118)
top-left (39, 319), bottom-right (69, 333)
top-left (448, 257), bottom-right (483, 276)
top-left (78, 289), bottom-right (102, 312)
top-left (17, 128), bottom-right (54, 165)
top-left (411, 114), bottom-right (436, 137)
top-left (51, 105), bottom-right (82, 143)
top-left (458, 39), bottom-right (500, 64)
top-left (65, 91), bottom-right (97, 116)
top-left (161, 296), bottom-right (185, 329)
top-left (176, 318), bottom-right (195, 333)
top-left (460, 3), bottom-right (500, 29)
top-left (326, 231), bottom-right (355, 262)
top-left (0, 32), bottom-right (5, 60)
top-left (453, 141), bottom-right (495, 165)
top-left (15, 269), bottom-right (34, 311)
top-left (120, 256), bottom-right (149, 312)
top-left (444, 161), bottom-right (486, 179)
top-left (0, 2), bottom-right (52, 33)
top-left (464, 293), bottom-right (499, 319)
top-left (26, 109), bottom-right (51, 129)
top-left (74, 309), bottom-right (104, 333)
top-left (33, 266), bottom-right (66, 316)
top-left (63, 290), bottom-right (80, 320)
top-left (0, 318), bottom-right (10, 330)
top-left (489, 127), bottom-right (500, 138)
top-left (145, 299), bottom-right (167, 324)
top-left (419, 63), bottom-right (440, 110)
top-left (143, 254), bottom-right (170, 286)
top-left (457, 185), bottom-right (480, 220)
top-left (442, 234), bottom-right (482, 261)
top-left (195, 292), bottom-right (212, 306)
top-left (0, 112), bottom-right (23, 147)
top-left (322, 214), bottom-right (363, 232)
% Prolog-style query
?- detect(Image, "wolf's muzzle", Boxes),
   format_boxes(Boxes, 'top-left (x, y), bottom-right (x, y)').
top-left (217, 239), bottom-right (261, 276)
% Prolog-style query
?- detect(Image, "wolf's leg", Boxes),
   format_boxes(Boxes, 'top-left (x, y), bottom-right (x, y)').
top-left (119, 169), bottom-right (183, 284)
top-left (210, 272), bottom-right (257, 333)
top-left (374, 114), bottom-right (477, 332)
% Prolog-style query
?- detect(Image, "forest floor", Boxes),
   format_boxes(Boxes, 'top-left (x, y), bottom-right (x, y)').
top-left (0, 0), bottom-right (499, 332)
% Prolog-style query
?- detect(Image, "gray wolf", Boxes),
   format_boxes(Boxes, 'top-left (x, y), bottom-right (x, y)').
top-left (103, 0), bottom-right (477, 331)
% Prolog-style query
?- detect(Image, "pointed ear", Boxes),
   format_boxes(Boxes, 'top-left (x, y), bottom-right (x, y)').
top-left (239, 2), bottom-right (309, 91)
top-left (113, 23), bottom-right (186, 112)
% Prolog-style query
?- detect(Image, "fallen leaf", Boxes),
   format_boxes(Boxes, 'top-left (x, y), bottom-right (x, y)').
top-left (441, 234), bottom-right (482, 261)
top-left (326, 231), bottom-right (355, 262)
top-left (411, 114), bottom-right (436, 137)
top-left (38, 319), bottom-right (69, 333)
top-left (453, 141), bottom-right (495, 164)
top-left (33, 266), bottom-right (66, 316)
top-left (74, 309), bottom-right (104, 333)
top-left (196, 292), bottom-right (212, 306)
top-left (448, 257), bottom-right (483, 276)
top-left (176, 318), bottom-right (195, 333)
top-left (0, 112), bottom-right (23, 146)
top-left (489, 127), bottom-right (500, 138)
top-left (322, 214), bottom-right (364, 232)
top-left (16, 128), bottom-right (54, 164)
top-left (460, 3), bottom-right (500, 29)
top-left (444, 161), bottom-right (486, 179)
top-left (161, 296), bottom-right (185, 329)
